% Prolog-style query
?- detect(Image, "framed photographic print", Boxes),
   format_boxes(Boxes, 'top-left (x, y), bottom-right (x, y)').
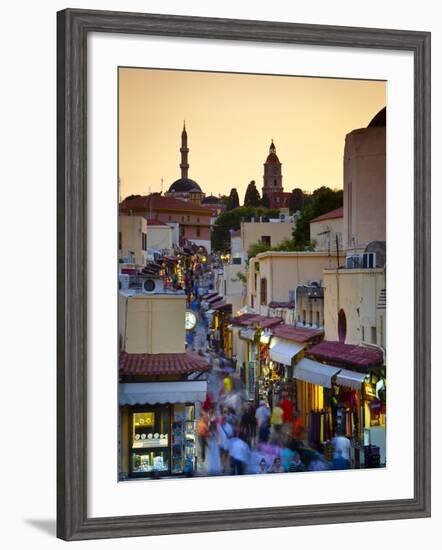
top-left (57, 8), bottom-right (431, 541)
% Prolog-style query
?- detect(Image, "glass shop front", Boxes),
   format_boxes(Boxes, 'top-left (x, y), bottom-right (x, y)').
top-left (127, 403), bottom-right (197, 478)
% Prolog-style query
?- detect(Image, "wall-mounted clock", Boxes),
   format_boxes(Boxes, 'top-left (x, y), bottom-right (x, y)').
top-left (185, 309), bottom-right (197, 331)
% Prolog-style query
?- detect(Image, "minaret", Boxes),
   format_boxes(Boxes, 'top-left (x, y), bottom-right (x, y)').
top-left (180, 121), bottom-right (189, 179)
top-left (262, 139), bottom-right (283, 198)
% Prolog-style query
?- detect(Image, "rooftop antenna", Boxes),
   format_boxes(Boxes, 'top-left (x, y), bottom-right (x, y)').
top-left (161, 178), bottom-right (163, 195)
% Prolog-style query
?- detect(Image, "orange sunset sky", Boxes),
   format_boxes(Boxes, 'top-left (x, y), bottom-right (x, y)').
top-left (119, 67), bottom-right (386, 201)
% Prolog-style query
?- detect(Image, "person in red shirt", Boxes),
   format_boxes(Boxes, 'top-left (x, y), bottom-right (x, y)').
top-left (292, 410), bottom-right (305, 441)
top-left (279, 393), bottom-right (294, 434)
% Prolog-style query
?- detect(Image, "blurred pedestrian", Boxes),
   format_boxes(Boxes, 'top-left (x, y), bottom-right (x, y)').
top-left (271, 400), bottom-right (284, 440)
top-left (279, 393), bottom-right (294, 434)
top-left (218, 410), bottom-right (234, 473)
top-left (280, 441), bottom-right (295, 473)
top-left (308, 452), bottom-right (331, 471)
top-left (268, 456), bottom-right (284, 474)
top-left (292, 410), bottom-right (305, 441)
top-left (197, 411), bottom-right (209, 462)
top-left (229, 433), bottom-right (250, 475)
top-left (288, 451), bottom-right (306, 473)
top-left (239, 404), bottom-right (255, 445)
top-left (255, 400), bottom-right (270, 428)
top-left (332, 449), bottom-right (350, 470)
top-left (332, 430), bottom-right (351, 466)
top-left (257, 458), bottom-right (268, 474)
top-left (206, 421), bottom-right (222, 475)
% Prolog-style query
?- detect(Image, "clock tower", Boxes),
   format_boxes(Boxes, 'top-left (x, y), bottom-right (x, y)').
top-left (262, 140), bottom-right (283, 199)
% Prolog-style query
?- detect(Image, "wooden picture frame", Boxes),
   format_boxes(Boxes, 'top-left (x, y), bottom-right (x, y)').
top-left (57, 8), bottom-right (431, 541)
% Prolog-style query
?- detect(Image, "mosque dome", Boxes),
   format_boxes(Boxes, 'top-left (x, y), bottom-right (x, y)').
top-left (168, 178), bottom-right (202, 193)
top-left (202, 194), bottom-right (220, 204)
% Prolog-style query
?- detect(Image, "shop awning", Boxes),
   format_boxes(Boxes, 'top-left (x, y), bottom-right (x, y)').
top-left (335, 369), bottom-right (368, 390)
top-left (211, 301), bottom-right (232, 312)
top-left (206, 295), bottom-right (223, 304)
top-left (239, 327), bottom-right (256, 341)
top-left (293, 357), bottom-right (340, 388)
top-left (269, 337), bottom-right (303, 366)
top-left (119, 381), bottom-right (208, 406)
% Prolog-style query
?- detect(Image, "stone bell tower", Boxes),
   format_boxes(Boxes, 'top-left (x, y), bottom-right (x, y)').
top-left (262, 140), bottom-right (283, 198)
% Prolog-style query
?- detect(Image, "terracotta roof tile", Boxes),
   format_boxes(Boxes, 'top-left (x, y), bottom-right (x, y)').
top-left (310, 207), bottom-right (343, 223)
top-left (231, 314), bottom-right (282, 329)
top-left (142, 217), bottom-right (169, 226)
top-left (119, 351), bottom-right (210, 376)
top-left (211, 301), bottom-right (232, 311)
top-left (272, 324), bottom-right (323, 343)
top-left (120, 194), bottom-right (213, 215)
top-left (307, 340), bottom-right (383, 369)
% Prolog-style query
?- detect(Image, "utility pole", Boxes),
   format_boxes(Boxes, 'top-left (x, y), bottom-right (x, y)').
top-left (335, 233), bottom-right (341, 319)
top-left (335, 233), bottom-right (340, 269)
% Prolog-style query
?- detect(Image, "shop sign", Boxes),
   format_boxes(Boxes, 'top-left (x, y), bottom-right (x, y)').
top-left (247, 361), bottom-right (256, 398)
top-left (363, 382), bottom-right (377, 399)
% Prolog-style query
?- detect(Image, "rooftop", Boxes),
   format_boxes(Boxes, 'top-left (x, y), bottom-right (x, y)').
top-left (119, 351), bottom-right (210, 376)
top-left (231, 313), bottom-right (283, 329)
top-left (307, 340), bottom-right (384, 370)
top-left (168, 178), bottom-right (202, 193)
top-left (255, 250), bottom-right (344, 260)
top-left (141, 217), bottom-right (169, 226)
top-left (120, 194), bottom-right (213, 215)
top-left (202, 194), bottom-right (222, 204)
top-left (310, 206), bottom-right (344, 223)
top-left (272, 324), bottom-right (323, 343)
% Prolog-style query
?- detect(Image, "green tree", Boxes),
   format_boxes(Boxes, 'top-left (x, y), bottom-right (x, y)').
top-left (247, 241), bottom-right (272, 258)
top-left (218, 194), bottom-right (229, 207)
top-left (292, 186), bottom-right (343, 248)
top-left (248, 237), bottom-right (302, 259)
top-left (288, 188), bottom-right (305, 214)
top-left (261, 193), bottom-right (270, 208)
top-left (244, 180), bottom-right (261, 207)
top-left (123, 194), bottom-right (141, 201)
top-left (226, 188), bottom-right (240, 211)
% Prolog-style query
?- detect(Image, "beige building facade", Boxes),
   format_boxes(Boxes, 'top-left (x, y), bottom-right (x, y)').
top-left (146, 222), bottom-right (173, 253)
top-left (323, 267), bottom-right (386, 348)
top-left (343, 108), bottom-right (386, 253)
top-left (310, 208), bottom-right (343, 253)
top-left (247, 251), bottom-right (345, 318)
top-left (118, 215), bottom-right (148, 266)
top-left (119, 292), bottom-right (186, 354)
top-left (214, 263), bottom-right (246, 316)
top-left (240, 220), bottom-right (293, 258)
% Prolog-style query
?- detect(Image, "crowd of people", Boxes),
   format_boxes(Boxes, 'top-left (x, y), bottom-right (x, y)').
top-left (196, 380), bottom-right (352, 477)
top-left (181, 257), bottom-right (353, 477)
